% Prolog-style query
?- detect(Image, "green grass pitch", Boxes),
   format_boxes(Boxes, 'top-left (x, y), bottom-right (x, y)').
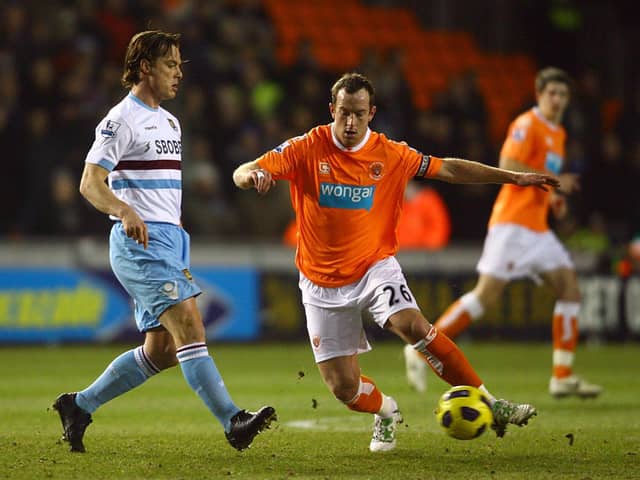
top-left (1, 341), bottom-right (638, 479)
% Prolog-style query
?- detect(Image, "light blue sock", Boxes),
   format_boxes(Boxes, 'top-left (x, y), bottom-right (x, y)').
top-left (75, 346), bottom-right (159, 413)
top-left (176, 343), bottom-right (240, 431)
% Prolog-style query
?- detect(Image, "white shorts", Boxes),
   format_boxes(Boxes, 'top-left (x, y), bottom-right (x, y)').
top-left (299, 256), bottom-right (420, 363)
top-left (477, 224), bottom-right (574, 282)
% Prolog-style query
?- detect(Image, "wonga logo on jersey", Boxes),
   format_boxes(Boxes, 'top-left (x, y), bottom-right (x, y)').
top-left (319, 183), bottom-right (375, 211)
top-left (544, 151), bottom-right (562, 174)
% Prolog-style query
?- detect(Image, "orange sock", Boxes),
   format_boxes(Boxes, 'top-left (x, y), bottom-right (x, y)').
top-left (345, 375), bottom-right (383, 414)
top-left (552, 301), bottom-right (579, 378)
top-left (413, 326), bottom-right (482, 387)
top-left (434, 292), bottom-right (484, 340)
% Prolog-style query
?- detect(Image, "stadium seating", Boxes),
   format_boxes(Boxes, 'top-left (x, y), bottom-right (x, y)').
top-left (263, 0), bottom-right (538, 142)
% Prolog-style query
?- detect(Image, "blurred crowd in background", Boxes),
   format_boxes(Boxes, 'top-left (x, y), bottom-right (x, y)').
top-left (1, 0), bottom-right (639, 275)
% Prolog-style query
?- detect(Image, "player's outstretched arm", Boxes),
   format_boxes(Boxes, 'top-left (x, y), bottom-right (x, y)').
top-left (233, 160), bottom-right (275, 194)
top-left (434, 157), bottom-right (560, 189)
top-left (501, 156), bottom-right (578, 193)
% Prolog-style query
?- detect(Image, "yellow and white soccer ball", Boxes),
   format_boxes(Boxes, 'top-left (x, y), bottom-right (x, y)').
top-left (435, 385), bottom-right (493, 440)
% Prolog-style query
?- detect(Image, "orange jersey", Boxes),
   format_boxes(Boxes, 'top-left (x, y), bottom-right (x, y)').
top-left (489, 108), bottom-right (566, 232)
top-left (257, 124), bottom-right (442, 287)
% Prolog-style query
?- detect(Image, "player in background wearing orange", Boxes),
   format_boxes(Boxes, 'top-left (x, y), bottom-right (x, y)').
top-left (397, 183), bottom-right (451, 249)
top-left (234, 73), bottom-right (558, 451)
top-left (404, 67), bottom-right (602, 399)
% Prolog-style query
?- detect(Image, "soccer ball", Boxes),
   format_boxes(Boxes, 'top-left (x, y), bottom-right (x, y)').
top-left (435, 385), bottom-right (493, 440)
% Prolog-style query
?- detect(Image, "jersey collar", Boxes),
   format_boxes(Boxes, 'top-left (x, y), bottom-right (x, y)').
top-left (532, 107), bottom-right (560, 130)
top-left (128, 92), bottom-right (159, 112)
top-left (330, 123), bottom-right (371, 152)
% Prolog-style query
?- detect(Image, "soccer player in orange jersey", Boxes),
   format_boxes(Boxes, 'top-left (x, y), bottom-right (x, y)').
top-left (405, 67), bottom-right (602, 399)
top-left (234, 73), bottom-right (558, 451)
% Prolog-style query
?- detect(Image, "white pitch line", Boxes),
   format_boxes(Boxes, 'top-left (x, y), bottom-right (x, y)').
top-left (284, 415), bottom-right (438, 433)
top-left (283, 416), bottom-right (370, 432)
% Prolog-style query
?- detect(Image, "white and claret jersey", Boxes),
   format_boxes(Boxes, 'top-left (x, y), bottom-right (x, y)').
top-left (85, 93), bottom-right (183, 225)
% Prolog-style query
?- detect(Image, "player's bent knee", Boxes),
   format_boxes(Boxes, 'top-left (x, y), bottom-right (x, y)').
top-left (173, 329), bottom-right (205, 347)
top-left (387, 309), bottom-right (428, 341)
top-left (323, 375), bottom-right (359, 402)
top-left (163, 315), bottom-right (206, 345)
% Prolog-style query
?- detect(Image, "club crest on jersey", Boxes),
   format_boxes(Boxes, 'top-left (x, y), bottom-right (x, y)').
top-left (512, 127), bottom-right (526, 142)
top-left (319, 162), bottom-right (330, 175)
top-left (167, 118), bottom-right (178, 131)
top-left (100, 120), bottom-right (121, 138)
top-left (369, 161), bottom-right (384, 180)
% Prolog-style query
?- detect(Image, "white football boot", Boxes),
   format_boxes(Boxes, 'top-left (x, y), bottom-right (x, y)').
top-left (403, 344), bottom-right (427, 393)
top-left (369, 397), bottom-right (403, 452)
top-left (549, 375), bottom-right (603, 399)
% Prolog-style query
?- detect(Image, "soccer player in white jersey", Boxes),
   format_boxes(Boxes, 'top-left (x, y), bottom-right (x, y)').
top-left (52, 30), bottom-right (275, 453)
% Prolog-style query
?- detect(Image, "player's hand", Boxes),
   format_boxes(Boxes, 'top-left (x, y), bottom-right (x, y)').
top-left (251, 168), bottom-right (275, 195)
top-left (121, 207), bottom-right (148, 249)
top-left (514, 172), bottom-right (561, 190)
top-left (557, 173), bottom-right (580, 194)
